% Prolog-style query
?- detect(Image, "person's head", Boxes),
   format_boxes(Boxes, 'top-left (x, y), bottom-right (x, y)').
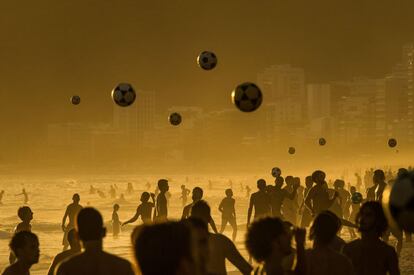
top-left (285, 176), bottom-right (294, 186)
top-left (373, 169), bottom-right (385, 184)
top-left (67, 228), bottom-right (81, 250)
top-left (17, 206), bottom-right (33, 222)
top-left (312, 170), bottom-right (326, 184)
top-left (76, 207), bottom-right (106, 243)
top-left (9, 231), bottom-right (39, 265)
top-left (192, 187), bottom-right (203, 202)
top-left (309, 211), bottom-right (341, 246)
top-left (246, 217), bottom-right (291, 263)
top-left (0, 190), bottom-right (4, 194)
top-left (257, 179), bottom-right (266, 190)
top-left (72, 193), bottom-right (80, 204)
top-left (134, 221), bottom-right (198, 275)
top-left (350, 186), bottom-right (356, 194)
top-left (333, 179), bottom-right (345, 190)
top-left (181, 185), bottom-right (186, 190)
top-left (141, 192), bottom-right (150, 203)
top-left (113, 204), bottom-right (120, 211)
top-left (398, 168), bottom-right (408, 177)
top-left (190, 200), bottom-right (211, 225)
top-left (293, 177), bottom-right (301, 188)
top-left (158, 179), bottom-right (169, 192)
top-left (225, 189), bottom-right (233, 197)
top-left (275, 176), bottom-right (284, 188)
top-left (357, 201), bottom-right (388, 236)
top-left (305, 176), bottom-right (313, 188)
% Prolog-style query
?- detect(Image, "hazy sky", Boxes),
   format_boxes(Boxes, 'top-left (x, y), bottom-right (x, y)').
top-left (0, 0), bottom-right (413, 137)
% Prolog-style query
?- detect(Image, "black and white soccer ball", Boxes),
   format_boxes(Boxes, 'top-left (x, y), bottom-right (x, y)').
top-left (388, 138), bottom-right (397, 148)
top-left (111, 83), bottom-right (136, 107)
top-left (384, 171), bottom-right (414, 232)
top-left (231, 82), bottom-right (263, 112)
top-left (197, 51), bottom-right (217, 70)
top-left (169, 112), bottom-right (182, 126)
top-left (288, 147), bottom-right (296, 155)
top-left (271, 167), bottom-right (282, 178)
top-left (70, 95), bottom-right (81, 105)
top-left (319, 137), bottom-right (326, 146)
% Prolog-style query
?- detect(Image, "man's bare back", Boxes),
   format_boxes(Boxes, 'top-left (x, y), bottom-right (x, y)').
top-left (56, 250), bottom-right (134, 275)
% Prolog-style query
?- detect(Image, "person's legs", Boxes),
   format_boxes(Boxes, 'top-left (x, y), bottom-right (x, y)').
top-left (229, 217), bottom-right (237, 242)
top-left (220, 217), bottom-right (228, 233)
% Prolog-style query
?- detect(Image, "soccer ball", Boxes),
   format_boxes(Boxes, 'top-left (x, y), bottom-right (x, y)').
top-left (388, 138), bottom-right (397, 148)
top-left (70, 95), bottom-right (81, 105)
top-left (288, 147), bottom-right (296, 155)
top-left (271, 167), bottom-right (282, 178)
top-left (112, 83), bottom-right (136, 107)
top-left (319, 137), bottom-right (326, 146)
top-left (351, 192), bottom-right (363, 204)
top-left (231, 83), bottom-right (263, 112)
top-left (169, 112), bottom-right (182, 126)
top-left (383, 172), bottom-right (414, 232)
top-left (197, 51), bottom-right (217, 70)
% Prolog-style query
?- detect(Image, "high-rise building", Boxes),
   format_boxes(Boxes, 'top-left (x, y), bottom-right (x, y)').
top-left (307, 84), bottom-right (331, 120)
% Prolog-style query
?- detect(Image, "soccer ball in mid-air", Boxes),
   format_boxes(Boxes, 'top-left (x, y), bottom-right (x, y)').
top-left (388, 138), bottom-right (397, 148)
top-left (70, 95), bottom-right (81, 105)
top-left (197, 51), bottom-right (217, 70)
top-left (384, 172), bottom-right (414, 232)
top-left (169, 112), bottom-right (182, 126)
top-left (271, 167), bottom-right (282, 178)
top-left (288, 147), bottom-right (296, 155)
top-left (231, 83), bottom-right (263, 112)
top-left (351, 192), bottom-right (363, 204)
top-left (112, 83), bottom-right (136, 107)
top-left (319, 137), bottom-right (326, 146)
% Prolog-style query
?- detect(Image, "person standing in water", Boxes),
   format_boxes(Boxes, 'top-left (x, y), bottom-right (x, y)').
top-left (9, 206), bottom-right (34, 264)
top-left (154, 179), bottom-right (169, 222)
top-left (112, 204), bottom-right (121, 237)
top-left (247, 179), bottom-right (271, 227)
top-left (62, 193), bottom-right (83, 251)
top-left (0, 190), bottom-right (4, 204)
top-left (123, 192), bottom-right (155, 225)
top-left (218, 189), bottom-right (237, 241)
top-left (180, 185), bottom-right (191, 207)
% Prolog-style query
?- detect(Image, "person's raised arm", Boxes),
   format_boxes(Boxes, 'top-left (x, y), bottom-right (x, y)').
top-left (247, 195), bottom-right (254, 227)
top-left (224, 236), bottom-right (253, 275)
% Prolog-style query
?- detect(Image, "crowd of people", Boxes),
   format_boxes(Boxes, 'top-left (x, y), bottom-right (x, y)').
top-left (1, 167), bottom-right (410, 275)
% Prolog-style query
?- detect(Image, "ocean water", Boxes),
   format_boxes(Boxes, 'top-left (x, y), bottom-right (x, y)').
top-left (0, 174), bottom-right (413, 274)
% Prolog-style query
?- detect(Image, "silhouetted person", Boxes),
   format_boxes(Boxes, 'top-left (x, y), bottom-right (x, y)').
top-left (0, 190), bottom-right (4, 204)
top-left (62, 194), bottom-right (83, 250)
top-left (16, 188), bottom-right (28, 204)
top-left (268, 176), bottom-right (298, 219)
top-left (245, 185), bottom-right (251, 198)
top-left (9, 206), bottom-right (33, 264)
top-left (123, 192), bottom-right (155, 225)
top-left (97, 189), bottom-right (106, 198)
top-left (134, 221), bottom-right (200, 275)
top-left (218, 189), bottom-right (237, 241)
top-left (112, 204), bottom-right (121, 237)
top-left (109, 185), bottom-right (116, 199)
top-left (304, 170), bottom-right (338, 217)
top-left (2, 231), bottom-right (39, 275)
top-left (282, 176), bottom-right (300, 225)
top-left (180, 185), bottom-right (191, 207)
top-left (126, 182), bottom-right (133, 195)
top-left (182, 186), bottom-right (218, 233)
top-left (355, 173), bottom-right (362, 192)
top-left (191, 200), bottom-right (252, 275)
top-left (247, 179), bottom-right (271, 227)
top-left (89, 185), bottom-right (96, 195)
top-left (48, 229), bottom-right (81, 275)
top-left (299, 176), bottom-right (313, 228)
top-left (343, 201), bottom-right (400, 275)
top-left (56, 207), bottom-right (134, 275)
top-left (306, 211), bottom-right (354, 275)
top-left (366, 170), bottom-right (387, 202)
top-left (154, 179), bottom-right (169, 221)
top-left (246, 217), bottom-right (306, 275)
